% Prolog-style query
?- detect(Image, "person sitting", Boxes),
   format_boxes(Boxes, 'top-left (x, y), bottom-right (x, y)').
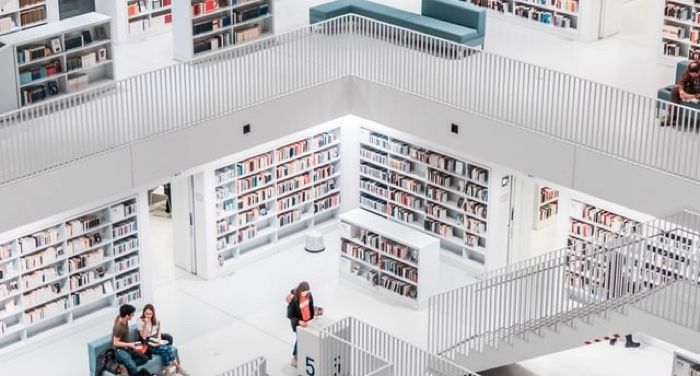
top-left (663, 61), bottom-right (700, 126)
top-left (138, 304), bottom-right (190, 376)
top-left (113, 304), bottom-right (149, 376)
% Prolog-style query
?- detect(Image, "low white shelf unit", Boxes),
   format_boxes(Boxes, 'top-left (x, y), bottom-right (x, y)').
top-left (0, 12), bottom-right (114, 112)
top-left (0, 0), bottom-right (50, 37)
top-left (339, 209), bottom-right (439, 309)
top-left (0, 196), bottom-right (143, 348)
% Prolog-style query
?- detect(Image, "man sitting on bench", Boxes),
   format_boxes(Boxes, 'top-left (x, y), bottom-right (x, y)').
top-left (663, 61), bottom-right (700, 126)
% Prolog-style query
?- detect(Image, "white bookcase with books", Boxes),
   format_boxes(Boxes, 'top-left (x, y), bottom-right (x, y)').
top-left (660, 0), bottom-right (700, 61)
top-left (0, 196), bottom-right (143, 349)
top-left (209, 127), bottom-right (341, 274)
top-left (357, 128), bottom-right (491, 270)
top-left (534, 185), bottom-right (559, 230)
top-left (339, 209), bottom-right (439, 309)
top-left (468, 0), bottom-right (612, 41)
top-left (0, 0), bottom-right (50, 37)
top-left (0, 12), bottom-right (114, 112)
top-left (96, 0), bottom-right (172, 43)
top-left (172, 0), bottom-right (274, 61)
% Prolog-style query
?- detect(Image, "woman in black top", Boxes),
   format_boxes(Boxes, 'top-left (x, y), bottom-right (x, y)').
top-left (286, 281), bottom-right (315, 368)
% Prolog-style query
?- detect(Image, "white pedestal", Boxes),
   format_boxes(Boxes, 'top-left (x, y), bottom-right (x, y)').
top-left (297, 316), bottom-right (336, 376)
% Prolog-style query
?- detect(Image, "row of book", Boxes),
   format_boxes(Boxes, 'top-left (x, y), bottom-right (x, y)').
top-left (465, 217), bottom-right (487, 234)
top-left (233, 24), bottom-right (262, 44)
top-left (19, 227), bottom-right (60, 253)
top-left (191, 0), bottom-right (226, 17)
top-left (216, 219), bottom-right (232, 236)
top-left (128, 12), bottom-right (172, 35)
top-left (20, 81), bottom-right (59, 106)
top-left (314, 180), bottom-right (337, 198)
top-left (19, 6), bottom-right (45, 28)
top-left (114, 254), bottom-right (139, 272)
top-left (70, 281), bottom-right (111, 306)
top-left (276, 140), bottom-right (308, 162)
top-left (217, 199), bottom-right (235, 216)
top-left (234, 4), bottom-right (269, 23)
top-left (115, 271), bottom-right (140, 291)
top-left (514, 5), bottom-right (574, 28)
top-left (388, 205), bottom-right (416, 223)
top-left (360, 147), bottom-right (388, 165)
top-left (237, 207), bottom-right (267, 227)
top-left (465, 184), bottom-right (488, 202)
top-left (23, 297), bottom-right (67, 325)
top-left (360, 163), bottom-right (388, 181)
top-left (314, 147), bottom-right (339, 165)
top-left (238, 171), bottom-right (272, 193)
top-left (66, 73), bottom-right (89, 93)
top-left (238, 187), bottom-right (274, 210)
top-left (314, 194), bottom-right (340, 213)
top-left (21, 246), bottom-right (62, 272)
top-left (278, 210), bottom-right (303, 227)
top-left (23, 266), bottom-right (61, 290)
top-left (380, 275), bottom-right (417, 298)
top-left (116, 288), bottom-right (141, 305)
top-left (389, 157), bottom-right (412, 173)
top-left (470, 0), bottom-right (507, 12)
top-left (67, 234), bottom-right (104, 255)
top-left (277, 156), bottom-right (312, 179)
top-left (112, 201), bottom-right (137, 220)
top-left (358, 229), bottom-right (381, 249)
top-left (419, 151), bottom-right (466, 177)
top-left (380, 238), bottom-right (417, 264)
top-left (67, 250), bottom-right (104, 273)
top-left (428, 170), bottom-right (453, 190)
top-left (380, 257), bottom-right (418, 283)
top-left (367, 133), bottom-right (389, 150)
top-left (539, 187), bottom-right (559, 203)
top-left (112, 221), bottom-right (137, 239)
top-left (426, 202), bottom-right (448, 219)
top-left (277, 190), bottom-right (311, 211)
top-left (0, 15), bottom-right (16, 34)
top-left (539, 202), bottom-right (558, 221)
top-left (342, 241), bottom-right (379, 266)
top-left (216, 231), bottom-right (237, 251)
top-left (349, 262), bottom-right (379, 286)
top-left (23, 282), bottom-right (63, 308)
top-left (360, 195), bottom-right (387, 214)
top-left (0, 280), bottom-right (19, 298)
top-left (458, 198), bottom-right (488, 219)
top-left (390, 172), bottom-right (423, 194)
top-left (425, 219), bottom-right (453, 238)
top-left (314, 132), bottom-right (335, 148)
top-left (193, 32), bottom-right (232, 53)
top-left (580, 204), bottom-right (638, 233)
top-left (216, 186), bottom-right (233, 201)
top-left (0, 244), bottom-right (12, 261)
top-left (314, 164), bottom-right (336, 181)
top-left (19, 60), bottom-right (61, 86)
top-left (66, 215), bottom-right (101, 237)
top-left (239, 225), bottom-right (258, 243)
top-left (465, 233), bottom-right (486, 249)
top-left (235, 153), bottom-right (273, 176)
top-left (277, 173), bottom-right (311, 195)
top-left (390, 189), bottom-right (423, 209)
top-left (361, 179), bottom-right (388, 198)
top-left (68, 267), bottom-right (107, 290)
top-left (114, 237), bottom-right (138, 257)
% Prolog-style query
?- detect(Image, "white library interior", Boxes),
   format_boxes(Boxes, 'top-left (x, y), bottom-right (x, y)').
top-left (0, 0), bottom-right (700, 375)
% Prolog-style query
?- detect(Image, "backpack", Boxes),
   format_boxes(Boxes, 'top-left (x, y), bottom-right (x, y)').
top-left (95, 348), bottom-right (122, 376)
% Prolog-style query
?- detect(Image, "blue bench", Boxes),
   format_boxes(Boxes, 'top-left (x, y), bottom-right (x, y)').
top-left (658, 60), bottom-right (700, 109)
top-left (88, 326), bottom-right (174, 376)
top-left (309, 0), bottom-right (486, 47)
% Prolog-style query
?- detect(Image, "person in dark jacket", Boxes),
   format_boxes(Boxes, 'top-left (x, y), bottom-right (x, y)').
top-left (287, 281), bottom-right (315, 368)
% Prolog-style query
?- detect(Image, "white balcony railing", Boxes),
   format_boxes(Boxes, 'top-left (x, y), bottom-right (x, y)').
top-left (215, 356), bottom-right (268, 376)
top-left (0, 15), bottom-right (698, 187)
top-left (428, 210), bottom-right (700, 360)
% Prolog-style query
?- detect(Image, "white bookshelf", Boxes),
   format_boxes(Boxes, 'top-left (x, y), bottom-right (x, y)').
top-left (211, 128), bottom-right (341, 270)
top-left (534, 186), bottom-right (559, 230)
top-left (0, 12), bottom-right (114, 112)
top-left (339, 209), bottom-right (439, 309)
top-left (172, 0), bottom-right (274, 61)
top-left (0, 0), bottom-right (49, 37)
top-left (660, 0), bottom-right (700, 60)
top-left (468, 0), bottom-right (610, 41)
top-left (0, 197), bottom-right (143, 347)
top-left (357, 128), bottom-right (490, 269)
top-left (96, 0), bottom-right (172, 43)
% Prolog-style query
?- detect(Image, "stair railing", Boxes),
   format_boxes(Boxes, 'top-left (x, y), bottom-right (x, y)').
top-left (428, 210), bottom-right (700, 360)
top-left (215, 356), bottom-right (268, 376)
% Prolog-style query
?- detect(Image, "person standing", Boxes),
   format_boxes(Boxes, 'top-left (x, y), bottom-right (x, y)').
top-left (112, 304), bottom-right (148, 376)
top-left (287, 281), bottom-right (315, 368)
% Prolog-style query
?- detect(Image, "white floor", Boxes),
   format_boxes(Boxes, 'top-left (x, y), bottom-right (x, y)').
top-left (0, 215), bottom-right (686, 375)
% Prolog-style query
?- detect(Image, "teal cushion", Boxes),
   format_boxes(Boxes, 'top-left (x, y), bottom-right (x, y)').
top-left (309, 0), bottom-right (353, 22)
top-left (677, 60), bottom-right (690, 83)
top-left (350, 2), bottom-right (417, 29)
top-left (422, 0), bottom-right (486, 35)
top-left (405, 15), bottom-right (478, 43)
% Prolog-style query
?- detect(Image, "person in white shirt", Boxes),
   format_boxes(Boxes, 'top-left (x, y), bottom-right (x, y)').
top-left (138, 304), bottom-right (190, 376)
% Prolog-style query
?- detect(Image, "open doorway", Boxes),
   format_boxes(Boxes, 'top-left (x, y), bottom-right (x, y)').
top-left (146, 177), bottom-right (200, 285)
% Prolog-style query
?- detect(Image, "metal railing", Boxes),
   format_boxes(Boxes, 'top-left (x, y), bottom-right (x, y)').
top-left (428, 210), bottom-right (700, 360)
top-left (215, 356), bottom-right (268, 376)
top-left (1, 14), bottom-right (699, 186)
top-left (321, 317), bottom-right (480, 376)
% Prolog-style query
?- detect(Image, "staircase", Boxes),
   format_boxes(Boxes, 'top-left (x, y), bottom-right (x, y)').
top-left (429, 211), bottom-right (700, 372)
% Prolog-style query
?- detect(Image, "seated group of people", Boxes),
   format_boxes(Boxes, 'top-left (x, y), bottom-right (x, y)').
top-left (663, 61), bottom-right (700, 126)
top-left (112, 304), bottom-right (189, 376)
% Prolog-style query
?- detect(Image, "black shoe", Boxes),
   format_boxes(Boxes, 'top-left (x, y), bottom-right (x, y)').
top-left (625, 334), bottom-right (641, 348)
top-left (609, 338), bottom-right (617, 346)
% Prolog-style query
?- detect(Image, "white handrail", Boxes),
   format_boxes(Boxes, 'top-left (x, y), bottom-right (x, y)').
top-left (0, 14), bottom-right (698, 188)
top-left (428, 210), bottom-right (700, 359)
top-left (215, 356), bottom-right (268, 376)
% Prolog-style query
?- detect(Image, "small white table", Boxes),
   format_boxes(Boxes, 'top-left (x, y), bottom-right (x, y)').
top-left (297, 315), bottom-right (336, 376)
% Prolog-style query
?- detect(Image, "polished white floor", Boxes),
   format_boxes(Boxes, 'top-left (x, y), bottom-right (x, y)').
top-left (0, 215), bottom-right (688, 375)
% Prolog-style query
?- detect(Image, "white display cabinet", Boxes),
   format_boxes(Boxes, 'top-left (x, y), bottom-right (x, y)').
top-left (0, 12), bottom-right (114, 112)
top-left (339, 209), bottom-right (440, 309)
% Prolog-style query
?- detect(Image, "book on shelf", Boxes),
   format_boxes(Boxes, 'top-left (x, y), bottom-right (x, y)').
top-left (314, 180), bottom-right (337, 198)
top-left (234, 24), bottom-right (261, 43)
top-left (314, 193), bottom-right (339, 213)
top-left (278, 210), bottom-right (303, 227)
top-left (276, 189), bottom-right (311, 211)
top-left (313, 146), bottom-right (339, 165)
top-left (19, 6), bottom-right (45, 27)
top-left (314, 132), bottom-right (335, 148)
top-left (236, 153), bottom-right (272, 176)
top-left (22, 297), bottom-right (68, 325)
top-left (360, 179), bottom-right (387, 198)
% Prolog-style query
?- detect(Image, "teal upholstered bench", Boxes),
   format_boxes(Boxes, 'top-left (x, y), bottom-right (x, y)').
top-left (88, 326), bottom-right (174, 376)
top-left (309, 0), bottom-right (486, 47)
